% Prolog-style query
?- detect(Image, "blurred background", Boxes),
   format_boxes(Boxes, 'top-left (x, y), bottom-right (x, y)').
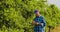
top-left (0, 0), bottom-right (60, 32)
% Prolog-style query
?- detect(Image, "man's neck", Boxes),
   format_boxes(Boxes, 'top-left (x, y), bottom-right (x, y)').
top-left (36, 15), bottom-right (41, 17)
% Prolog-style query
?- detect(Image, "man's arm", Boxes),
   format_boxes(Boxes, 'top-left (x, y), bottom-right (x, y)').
top-left (32, 21), bottom-right (38, 26)
top-left (32, 21), bottom-right (42, 26)
top-left (41, 17), bottom-right (46, 27)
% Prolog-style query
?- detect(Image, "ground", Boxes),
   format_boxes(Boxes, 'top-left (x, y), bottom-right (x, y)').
top-left (51, 26), bottom-right (60, 32)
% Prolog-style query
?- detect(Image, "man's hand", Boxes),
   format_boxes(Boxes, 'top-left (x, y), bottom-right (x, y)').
top-left (38, 23), bottom-right (43, 26)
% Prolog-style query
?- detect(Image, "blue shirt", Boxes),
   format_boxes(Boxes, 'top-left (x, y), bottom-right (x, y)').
top-left (34, 15), bottom-right (46, 32)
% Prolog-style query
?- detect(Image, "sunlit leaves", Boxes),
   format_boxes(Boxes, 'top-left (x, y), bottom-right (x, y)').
top-left (0, 0), bottom-right (60, 32)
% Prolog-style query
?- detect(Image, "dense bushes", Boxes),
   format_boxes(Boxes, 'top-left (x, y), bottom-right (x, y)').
top-left (0, 0), bottom-right (60, 32)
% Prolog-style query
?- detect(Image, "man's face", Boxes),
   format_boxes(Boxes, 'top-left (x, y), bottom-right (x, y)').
top-left (35, 12), bottom-right (40, 16)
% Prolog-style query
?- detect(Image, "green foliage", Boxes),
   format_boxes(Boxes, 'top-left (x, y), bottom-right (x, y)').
top-left (0, 0), bottom-right (60, 32)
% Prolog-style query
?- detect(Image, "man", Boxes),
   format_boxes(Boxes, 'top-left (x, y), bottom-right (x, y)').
top-left (32, 10), bottom-right (46, 32)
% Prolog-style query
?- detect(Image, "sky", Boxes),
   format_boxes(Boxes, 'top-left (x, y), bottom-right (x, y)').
top-left (47, 0), bottom-right (60, 8)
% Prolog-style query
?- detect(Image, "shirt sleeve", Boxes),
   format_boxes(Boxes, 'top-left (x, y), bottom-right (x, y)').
top-left (41, 17), bottom-right (46, 28)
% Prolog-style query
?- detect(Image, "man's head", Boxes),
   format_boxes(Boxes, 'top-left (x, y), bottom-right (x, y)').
top-left (34, 10), bottom-right (40, 16)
